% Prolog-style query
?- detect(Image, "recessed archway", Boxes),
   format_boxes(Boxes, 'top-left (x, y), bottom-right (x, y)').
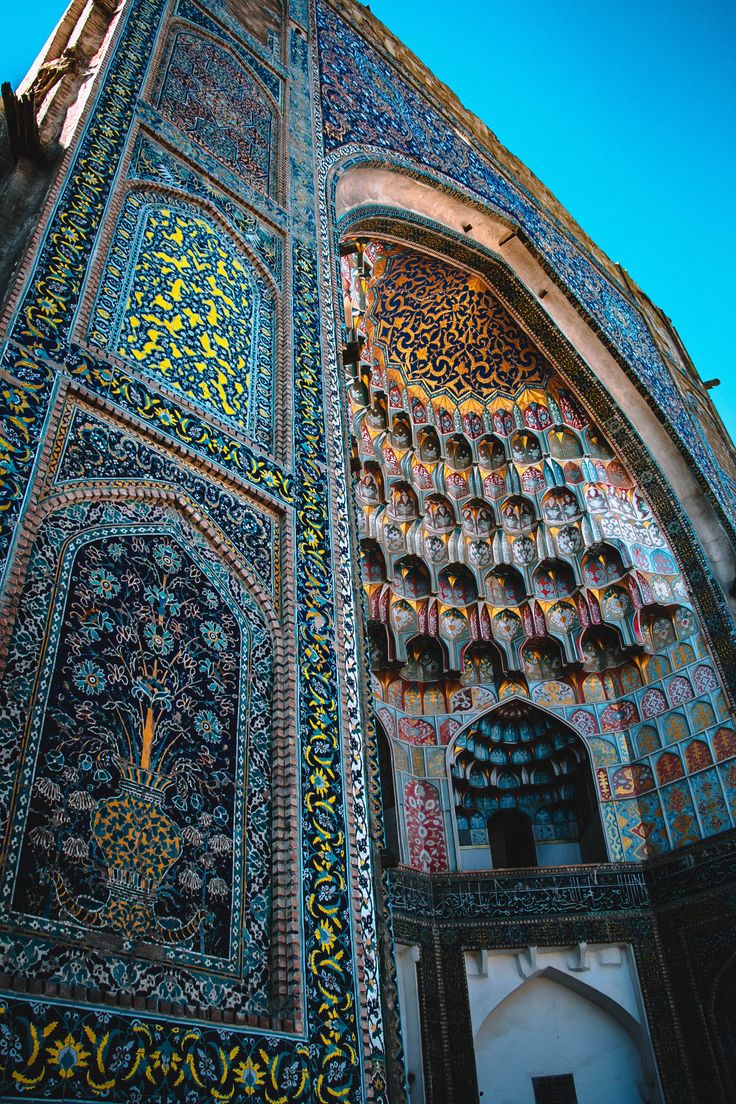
top-left (334, 192), bottom-right (736, 693)
top-left (473, 967), bottom-right (659, 1104)
top-left (450, 698), bottom-right (607, 870)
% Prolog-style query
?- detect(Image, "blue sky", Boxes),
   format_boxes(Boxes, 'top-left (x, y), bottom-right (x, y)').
top-left (2, 1), bottom-right (734, 442)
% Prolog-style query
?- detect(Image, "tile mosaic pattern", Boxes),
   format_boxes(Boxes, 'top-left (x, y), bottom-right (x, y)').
top-left (689, 768), bottom-right (730, 836)
top-left (404, 779), bottom-right (449, 871)
top-left (90, 194), bottom-right (276, 449)
top-left (0, 0), bottom-right (734, 1099)
top-left (129, 135), bottom-right (282, 280)
top-left (66, 344), bottom-right (292, 503)
top-left (0, 997), bottom-right (310, 1101)
top-left (0, 0), bottom-right (385, 1099)
top-left (0, 347), bottom-right (59, 585)
top-left (176, 0), bottom-right (284, 102)
top-left (0, 501), bottom-right (273, 1013)
top-left (53, 407), bottom-right (277, 594)
top-left (366, 246), bottom-right (548, 398)
top-left (154, 28), bottom-right (277, 195)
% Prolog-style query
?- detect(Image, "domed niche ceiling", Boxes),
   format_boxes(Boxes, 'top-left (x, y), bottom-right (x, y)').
top-left (451, 699), bottom-right (607, 868)
top-left (341, 239), bottom-right (736, 866)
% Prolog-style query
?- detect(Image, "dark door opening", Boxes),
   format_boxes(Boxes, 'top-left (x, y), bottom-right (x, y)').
top-left (487, 808), bottom-right (537, 868)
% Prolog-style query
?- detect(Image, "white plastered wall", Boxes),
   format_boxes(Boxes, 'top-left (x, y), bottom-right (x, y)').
top-left (465, 943), bottom-right (663, 1103)
top-left (396, 943), bottom-right (426, 1104)
top-left (335, 165), bottom-right (736, 619)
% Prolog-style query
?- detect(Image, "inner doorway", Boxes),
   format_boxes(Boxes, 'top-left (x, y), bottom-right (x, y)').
top-left (487, 808), bottom-right (537, 868)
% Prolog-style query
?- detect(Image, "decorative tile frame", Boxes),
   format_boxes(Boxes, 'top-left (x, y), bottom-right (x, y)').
top-left (0, 498), bottom-right (276, 1012)
top-left (147, 19), bottom-right (280, 197)
top-left (0, 0), bottom-right (388, 1101)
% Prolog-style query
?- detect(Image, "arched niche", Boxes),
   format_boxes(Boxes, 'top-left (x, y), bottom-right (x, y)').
top-left (390, 411), bottom-right (413, 448)
top-left (548, 427), bottom-right (583, 460)
top-left (472, 966), bottom-right (661, 1104)
top-left (449, 699), bottom-right (607, 871)
top-left (333, 184), bottom-right (736, 651)
top-left (477, 433), bottom-right (506, 469)
top-left (152, 26), bottom-right (278, 196)
top-left (446, 433), bottom-right (473, 470)
top-left (393, 555), bottom-right (431, 599)
top-left (367, 621), bottom-right (392, 671)
top-left (337, 217), bottom-right (736, 860)
top-left (510, 428), bottom-right (542, 465)
top-left (360, 538), bottom-right (386, 584)
top-left (0, 494), bottom-right (278, 1014)
top-left (580, 625), bottom-right (626, 673)
top-left (413, 424), bottom-right (439, 462)
top-left (388, 480), bottom-right (419, 521)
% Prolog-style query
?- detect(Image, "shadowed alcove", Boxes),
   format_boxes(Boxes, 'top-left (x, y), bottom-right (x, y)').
top-left (450, 699), bottom-right (607, 870)
top-left (376, 718), bottom-right (400, 864)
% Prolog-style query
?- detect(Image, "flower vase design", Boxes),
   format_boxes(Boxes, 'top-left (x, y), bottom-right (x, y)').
top-left (53, 761), bottom-right (202, 945)
top-left (19, 532), bottom-right (242, 955)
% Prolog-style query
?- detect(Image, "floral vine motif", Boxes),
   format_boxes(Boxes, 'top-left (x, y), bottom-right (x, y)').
top-left (292, 237), bottom-right (362, 1098)
top-left (0, 999), bottom-right (312, 1100)
top-left (66, 345), bottom-right (292, 505)
top-left (16, 533), bottom-right (242, 953)
top-left (129, 135), bottom-right (283, 278)
top-left (0, 349), bottom-right (58, 580)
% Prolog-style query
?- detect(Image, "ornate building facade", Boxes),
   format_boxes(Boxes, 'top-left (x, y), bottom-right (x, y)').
top-left (0, 1), bottom-right (735, 1101)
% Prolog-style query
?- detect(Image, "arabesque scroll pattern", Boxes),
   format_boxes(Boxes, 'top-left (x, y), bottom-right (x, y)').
top-left (89, 195), bottom-right (276, 450)
top-left (154, 28), bottom-right (277, 195)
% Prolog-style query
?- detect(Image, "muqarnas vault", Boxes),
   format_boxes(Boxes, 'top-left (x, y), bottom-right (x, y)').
top-left (0, 0), bottom-right (735, 1102)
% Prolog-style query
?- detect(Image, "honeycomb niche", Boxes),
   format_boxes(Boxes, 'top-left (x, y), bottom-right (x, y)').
top-left (341, 239), bottom-right (735, 865)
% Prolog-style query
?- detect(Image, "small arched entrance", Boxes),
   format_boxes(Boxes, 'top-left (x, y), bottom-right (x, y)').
top-left (450, 699), bottom-right (607, 870)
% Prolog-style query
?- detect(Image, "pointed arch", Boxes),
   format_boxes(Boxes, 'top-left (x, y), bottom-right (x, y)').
top-left (87, 187), bottom-right (278, 450)
top-left (0, 487), bottom-right (291, 1016)
top-left (337, 209), bottom-right (736, 868)
top-left (448, 698), bottom-right (607, 868)
top-left (151, 23), bottom-right (279, 195)
top-left (473, 964), bottom-right (661, 1102)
